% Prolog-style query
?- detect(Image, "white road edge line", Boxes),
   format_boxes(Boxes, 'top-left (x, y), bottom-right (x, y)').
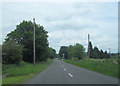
top-left (64, 68), bottom-right (66, 70)
top-left (68, 73), bottom-right (73, 78)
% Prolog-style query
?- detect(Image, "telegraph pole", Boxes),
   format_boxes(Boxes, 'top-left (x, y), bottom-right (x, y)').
top-left (109, 48), bottom-right (111, 55)
top-left (33, 18), bottom-right (35, 64)
top-left (88, 34), bottom-right (90, 58)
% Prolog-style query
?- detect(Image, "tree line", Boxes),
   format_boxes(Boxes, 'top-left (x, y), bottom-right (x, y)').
top-left (59, 41), bottom-right (110, 59)
top-left (88, 41), bottom-right (110, 59)
top-left (2, 20), bottom-right (57, 65)
top-left (2, 20), bottom-right (111, 65)
top-left (59, 43), bottom-right (85, 59)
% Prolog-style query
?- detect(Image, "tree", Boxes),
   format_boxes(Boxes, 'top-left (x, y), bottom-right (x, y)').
top-left (52, 48), bottom-right (57, 58)
top-left (67, 45), bottom-right (75, 59)
top-left (73, 43), bottom-right (85, 59)
top-left (47, 47), bottom-right (56, 59)
top-left (100, 50), bottom-right (104, 59)
top-left (59, 46), bottom-right (68, 59)
top-left (2, 39), bottom-right (23, 65)
top-left (104, 51), bottom-right (110, 59)
top-left (92, 46), bottom-right (100, 59)
top-left (59, 43), bottom-right (85, 59)
top-left (0, 44), bottom-right (1, 54)
top-left (5, 20), bottom-right (49, 63)
top-left (87, 41), bottom-right (111, 59)
top-left (88, 41), bottom-right (93, 58)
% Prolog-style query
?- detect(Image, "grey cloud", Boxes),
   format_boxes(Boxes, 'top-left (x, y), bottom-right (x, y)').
top-left (1, 2), bottom-right (118, 53)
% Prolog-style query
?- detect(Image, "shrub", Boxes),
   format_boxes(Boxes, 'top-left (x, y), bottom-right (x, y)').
top-left (2, 39), bottom-right (23, 65)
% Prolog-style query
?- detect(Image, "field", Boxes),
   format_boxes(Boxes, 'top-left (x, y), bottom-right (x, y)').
top-left (64, 58), bottom-right (119, 78)
top-left (2, 58), bottom-right (53, 84)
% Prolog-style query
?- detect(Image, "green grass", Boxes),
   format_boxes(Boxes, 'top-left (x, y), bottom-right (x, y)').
top-left (2, 58), bottom-right (53, 85)
top-left (2, 75), bottom-right (33, 84)
top-left (63, 58), bottom-right (118, 78)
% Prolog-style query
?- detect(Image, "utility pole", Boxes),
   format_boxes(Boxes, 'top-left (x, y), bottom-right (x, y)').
top-left (33, 18), bottom-right (35, 64)
top-left (88, 34), bottom-right (90, 58)
top-left (109, 48), bottom-right (111, 55)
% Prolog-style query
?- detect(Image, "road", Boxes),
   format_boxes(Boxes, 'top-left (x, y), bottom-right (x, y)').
top-left (25, 59), bottom-right (118, 84)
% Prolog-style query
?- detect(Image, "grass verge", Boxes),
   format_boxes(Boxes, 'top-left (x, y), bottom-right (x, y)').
top-left (63, 58), bottom-right (118, 78)
top-left (2, 58), bottom-right (53, 85)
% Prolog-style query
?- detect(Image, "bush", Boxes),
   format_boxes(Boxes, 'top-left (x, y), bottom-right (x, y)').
top-left (2, 39), bottom-right (23, 65)
top-left (67, 43), bottom-right (85, 59)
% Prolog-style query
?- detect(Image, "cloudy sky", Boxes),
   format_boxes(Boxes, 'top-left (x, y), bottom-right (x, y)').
top-left (1, 2), bottom-right (118, 53)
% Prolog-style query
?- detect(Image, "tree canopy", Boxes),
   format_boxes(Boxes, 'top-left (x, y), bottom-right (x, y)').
top-left (88, 41), bottom-right (110, 59)
top-left (2, 39), bottom-right (23, 65)
top-left (47, 47), bottom-right (57, 59)
top-left (59, 43), bottom-right (85, 59)
top-left (59, 46), bottom-right (68, 59)
top-left (4, 20), bottom-right (50, 63)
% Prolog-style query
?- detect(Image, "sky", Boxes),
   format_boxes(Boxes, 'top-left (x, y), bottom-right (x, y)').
top-left (1, 2), bottom-right (118, 53)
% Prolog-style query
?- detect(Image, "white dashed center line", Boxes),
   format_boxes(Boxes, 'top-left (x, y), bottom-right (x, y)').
top-left (64, 68), bottom-right (66, 71)
top-left (68, 73), bottom-right (73, 78)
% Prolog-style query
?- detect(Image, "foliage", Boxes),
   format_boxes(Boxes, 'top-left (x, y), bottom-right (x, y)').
top-left (110, 53), bottom-right (119, 59)
top-left (68, 43), bottom-right (85, 59)
top-left (88, 41), bottom-right (93, 58)
top-left (2, 39), bottom-right (23, 65)
top-left (5, 20), bottom-right (49, 63)
top-left (88, 41), bottom-right (110, 59)
top-left (0, 44), bottom-right (1, 62)
top-left (92, 46), bottom-right (100, 59)
top-left (59, 46), bottom-right (68, 59)
top-left (99, 50), bottom-right (104, 59)
top-left (59, 43), bottom-right (85, 59)
top-left (67, 45), bottom-right (74, 59)
top-left (47, 47), bottom-right (56, 59)
top-left (104, 51), bottom-right (110, 59)
top-left (0, 44), bottom-right (1, 52)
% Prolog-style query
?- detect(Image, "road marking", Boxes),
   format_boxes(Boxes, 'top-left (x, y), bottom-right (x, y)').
top-left (64, 68), bottom-right (66, 71)
top-left (68, 73), bottom-right (73, 78)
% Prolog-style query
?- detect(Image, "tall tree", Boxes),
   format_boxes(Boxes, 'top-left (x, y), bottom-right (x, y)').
top-left (88, 41), bottom-right (93, 58)
top-left (5, 20), bottom-right (49, 63)
top-left (92, 46), bottom-right (100, 59)
top-left (59, 46), bottom-right (68, 59)
top-left (104, 51), bottom-right (110, 59)
top-left (67, 45), bottom-right (74, 59)
top-left (59, 43), bottom-right (85, 59)
top-left (100, 50), bottom-right (104, 59)
top-left (47, 47), bottom-right (56, 59)
top-left (73, 43), bottom-right (85, 59)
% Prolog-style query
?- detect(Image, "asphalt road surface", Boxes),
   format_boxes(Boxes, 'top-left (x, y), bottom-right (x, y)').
top-left (25, 58), bottom-right (118, 84)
